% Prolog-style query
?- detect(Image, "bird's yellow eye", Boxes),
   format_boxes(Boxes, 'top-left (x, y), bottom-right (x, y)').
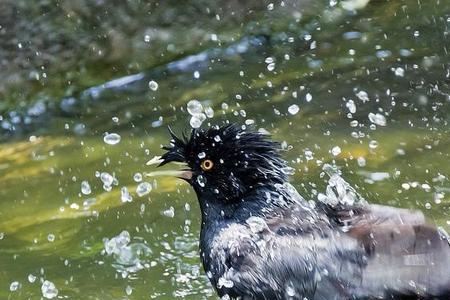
top-left (200, 159), bottom-right (214, 171)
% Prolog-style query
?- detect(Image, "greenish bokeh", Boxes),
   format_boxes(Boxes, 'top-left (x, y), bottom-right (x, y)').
top-left (1, 0), bottom-right (449, 298)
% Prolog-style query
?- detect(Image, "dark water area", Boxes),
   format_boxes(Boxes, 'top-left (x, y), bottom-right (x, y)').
top-left (0, 0), bottom-right (449, 298)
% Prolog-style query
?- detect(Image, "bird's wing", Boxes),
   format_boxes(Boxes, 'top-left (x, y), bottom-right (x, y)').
top-left (210, 204), bottom-right (450, 299)
top-left (209, 212), bottom-right (367, 300)
top-left (342, 204), bottom-right (450, 298)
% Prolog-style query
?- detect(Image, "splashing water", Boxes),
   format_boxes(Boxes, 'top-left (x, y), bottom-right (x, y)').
top-left (136, 182), bottom-right (152, 197)
top-left (103, 231), bottom-right (152, 276)
top-left (41, 280), bottom-right (58, 299)
top-left (318, 164), bottom-right (366, 207)
top-left (121, 186), bottom-right (133, 202)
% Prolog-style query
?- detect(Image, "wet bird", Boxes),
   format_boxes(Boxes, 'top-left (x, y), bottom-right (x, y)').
top-left (151, 124), bottom-right (450, 300)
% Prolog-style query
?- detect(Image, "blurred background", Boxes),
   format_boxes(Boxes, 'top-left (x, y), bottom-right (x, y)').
top-left (0, 0), bottom-right (449, 298)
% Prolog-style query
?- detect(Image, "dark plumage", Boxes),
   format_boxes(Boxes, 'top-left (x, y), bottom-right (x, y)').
top-left (158, 124), bottom-right (450, 300)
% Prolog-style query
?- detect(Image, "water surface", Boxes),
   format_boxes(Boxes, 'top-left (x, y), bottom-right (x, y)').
top-left (1, 0), bottom-right (450, 298)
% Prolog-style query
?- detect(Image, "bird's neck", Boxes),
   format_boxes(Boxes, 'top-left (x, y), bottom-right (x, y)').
top-left (198, 182), bottom-right (307, 222)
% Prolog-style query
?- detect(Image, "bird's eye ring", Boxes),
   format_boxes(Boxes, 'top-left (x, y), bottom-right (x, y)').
top-left (200, 159), bottom-right (214, 171)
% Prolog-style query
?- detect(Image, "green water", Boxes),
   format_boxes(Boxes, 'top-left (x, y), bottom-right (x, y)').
top-left (1, 0), bottom-right (450, 298)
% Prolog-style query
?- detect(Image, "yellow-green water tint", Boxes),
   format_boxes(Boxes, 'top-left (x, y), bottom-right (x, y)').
top-left (1, 0), bottom-right (450, 298)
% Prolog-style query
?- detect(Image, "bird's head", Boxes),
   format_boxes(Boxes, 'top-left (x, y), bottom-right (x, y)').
top-left (148, 124), bottom-right (289, 204)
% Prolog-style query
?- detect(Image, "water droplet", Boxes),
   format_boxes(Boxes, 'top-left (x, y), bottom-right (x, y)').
top-left (189, 113), bottom-right (206, 128)
top-left (163, 207), bottom-right (175, 218)
top-left (125, 285), bottom-right (133, 296)
top-left (288, 104), bottom-right (299, 115)
top-left (41, 280), bottom-right (58, 299)
top-left (357, 157), bottom-right (366, 167)
top-left (267, 63), bottom-right (275, 71)
top-left (133, 173), bottom-right (143, 182)
top-left (346, 100), bottom-right (356, 113)
top-left (305, 93), bottom-right (312, 102)
top-left (267, 3), bottom-right (274, 10)
top-left (214, 135), bottom-right (221, 142)
top-left (81, 180), bottom-right (91, 195)
top-left (265, 57), bottom-right (274, 64)
top-left (369, 140), bottom-right (379, 149)
top-left (47, 234), bottom-right (55, 242)
top-left (100, 172), bottom-right (114, 187)
top-left (148, 80), bottom-right (158, 91)
top-left (402, 183), bottom-right (411, 190)
top-left (331, 146), bottom-right (342, 156)
top-left (400, 49), bottom-right (412, 57)
top-left (187, 100), bottom-right (203, 115)
top-left (28, 274), bottom-right (36, 283)
top-left (198, 152), bottom-right (206, 159)
top-left (376, 50), bottom-right (392, 58)
top-left (136, 182), bottom-right (152, 197)
top-left (397, 148), bottom-right (406, 155)
top-left (197, 175), bottom-right (206, 187)
top-left (356, 90), bottom-right (369, 102)
top-left (204, 107), bottom-right (214, 118)
top-left (10, 281), bottom-right (20, 292)
top-left (121, 187), bottom-right (133, 202)
top-left (103, 133), bottom-right (121, 145)
top-left (368, 113), bottom-right (387, 126)
top-left (350, 120), bottom-right (359, 127)
top-left (304, 149), bottom-right (314, 161)
top-left (394, 67), bottom-right (405, 77)
top-left (422, 183), bottom-right (431, 192)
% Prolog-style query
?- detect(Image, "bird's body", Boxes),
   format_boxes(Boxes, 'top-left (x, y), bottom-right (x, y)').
top-left (157, 125), bottom-right (450, 299)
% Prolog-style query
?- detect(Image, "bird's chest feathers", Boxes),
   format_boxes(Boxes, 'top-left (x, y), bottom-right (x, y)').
top-left (200, 219), bottom-right (271, 286)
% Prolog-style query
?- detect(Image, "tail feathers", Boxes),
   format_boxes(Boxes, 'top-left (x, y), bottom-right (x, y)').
top-left (341, 204), bottom-right (450, 298)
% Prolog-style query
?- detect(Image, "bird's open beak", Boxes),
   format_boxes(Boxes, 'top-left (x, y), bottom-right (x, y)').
top-left (145, 156), bottom-right (193, 180)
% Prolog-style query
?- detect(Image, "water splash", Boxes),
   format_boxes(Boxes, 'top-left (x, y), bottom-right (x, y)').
top-left (318, 164), bottom-right (366, 207)
top-left (103, 231), bottom-right (152, 277)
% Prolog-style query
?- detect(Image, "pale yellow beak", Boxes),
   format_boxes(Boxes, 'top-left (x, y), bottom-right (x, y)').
top-left (146, 155), bottom-right (164, 166)
top-left (144, 169), bottom-right (193, 180)
top-left (145, 155), bottom-right (192, 180)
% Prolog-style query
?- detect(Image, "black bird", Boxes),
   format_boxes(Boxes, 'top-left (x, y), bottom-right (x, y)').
top-left (152, 124), bottom-right (450, 300)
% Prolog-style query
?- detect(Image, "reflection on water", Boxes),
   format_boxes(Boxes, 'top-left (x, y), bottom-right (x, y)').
top-left (0, 0), bottom-right (449, 298)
